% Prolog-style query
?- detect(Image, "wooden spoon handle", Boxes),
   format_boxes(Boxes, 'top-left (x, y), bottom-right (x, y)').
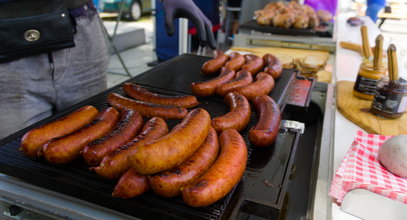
top-left (387, 44), bottom-right (398, 81)
top-left (373, 34), bottom-right (383, 70)
top-left (361, 25), bottom-right (372, 59)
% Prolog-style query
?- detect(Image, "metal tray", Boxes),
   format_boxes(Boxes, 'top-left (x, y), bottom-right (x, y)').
top-left (0, 55), bottom-right (311, 219)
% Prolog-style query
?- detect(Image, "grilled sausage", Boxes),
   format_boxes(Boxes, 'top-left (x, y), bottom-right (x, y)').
top-left (263, 54), bottom-right (283, 79)
top-left (249, 95), bottom-right (281, 147)
top-left (42, 107), bottom-right (120, 164)
top-left (148, 127), bottom-right (219, 197)
top-left (191, 67), bottom-right (236, 97)
top-left (201, 50), bottom-right (229, 75)
top-left (112, 169), bottom-right (150, 199)
top-left (20, 105), bottom-right (99, 158)
top-left (91, 117), bottom-right (168, 179)
top-left (241, 54), bottom-right (264, 75)
top-left (234, 72), bottom-right (275, 101)
top-left (224, 52), bottom-right (245, 71)
top-left (81, 109), bottom-right (143, 166)
top-left (129, 108), bottom-right (211, 175)
top-left (108, 93), bottom-right (188, 120)
top-left (123, 83), bottom-right (199, 108)
top-left (212, 92), bottom-right (251, 133)
top-left (216, 70), bottom-right (253, 97)
top-left (182, 129), bottom-right (247, 207)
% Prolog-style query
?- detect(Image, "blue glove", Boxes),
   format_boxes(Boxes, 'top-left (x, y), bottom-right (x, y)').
top-left (163, 0), bottom-right (217, 49)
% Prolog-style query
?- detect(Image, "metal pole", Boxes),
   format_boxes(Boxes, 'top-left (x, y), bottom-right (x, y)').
top-left (178, 18), bottom-right (188, 55)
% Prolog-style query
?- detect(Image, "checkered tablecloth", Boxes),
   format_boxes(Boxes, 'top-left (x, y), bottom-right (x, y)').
top-left (329, 130), bottom-right (407, 205)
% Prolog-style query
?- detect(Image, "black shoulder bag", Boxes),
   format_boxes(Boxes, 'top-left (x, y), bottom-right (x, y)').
top-left (0, 0), bottom-right (76, 63)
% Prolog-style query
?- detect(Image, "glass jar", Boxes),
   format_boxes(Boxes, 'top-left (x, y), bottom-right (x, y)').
top-left (353, 60), bottom-right (386, 100)
top-left (371, 77), bottom-right (407, 119)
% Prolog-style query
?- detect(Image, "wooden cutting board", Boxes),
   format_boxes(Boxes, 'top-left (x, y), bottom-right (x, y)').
top-left (336, 81), bottom-right (407, 135)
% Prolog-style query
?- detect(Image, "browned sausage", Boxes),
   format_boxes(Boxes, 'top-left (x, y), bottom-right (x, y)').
top-left (81, 109), bottom-right (143, 166)
top-left (112, 169), bottom-right (150, 199)
top-left (182, 129), bottom-right (247, 207)
top-left (224, 52), bottom-right (245, 71)
top-left (108, 93), bottom-right (188, 120)
top-left (20, 105), bottom-right (99, 158)
top-left (91, 117), bottom-right (168, 179)
top-left (234, 72), bottom-right (275, 101)
top-left (249, 95), bottom-right (281, 147)
top-left (191, 67), bottom-right (236, 96)
top-left (241, 54), bottom-right (264, 75)
top-left (42, 107), bottom-right (120, 164)
top-left (216, 70), bottom-right (253, 96)
top-left (263, 54), bottom-right (283, 79)
top-left (129, 108), bottom-right (211, 175)
top-left (123, 82), bottom-right (199, 108)
top-left (201, 50), bottom-right (229, 75)
top-left (148, 127), bottom-right (219, 197)
top-left (212, 92), bottom-right (251, 133)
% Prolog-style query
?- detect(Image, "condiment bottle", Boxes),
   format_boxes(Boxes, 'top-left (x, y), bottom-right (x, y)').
top-left (371, 44), bottom-right (407, 119)
top-left (353, 28), bottom-right (386, 100)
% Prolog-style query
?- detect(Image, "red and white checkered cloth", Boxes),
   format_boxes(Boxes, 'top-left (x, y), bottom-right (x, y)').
top-left (329, 130), bottom-right (407, 205)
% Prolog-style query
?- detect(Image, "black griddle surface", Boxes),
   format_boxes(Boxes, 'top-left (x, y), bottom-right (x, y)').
top-left (0, 54), bottom-right (302, 220)
top-left (240, 20), bottom-right (333, 38)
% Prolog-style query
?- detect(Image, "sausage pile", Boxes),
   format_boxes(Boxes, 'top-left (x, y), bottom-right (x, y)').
top-left (19, 51), bottom-right (282, 208)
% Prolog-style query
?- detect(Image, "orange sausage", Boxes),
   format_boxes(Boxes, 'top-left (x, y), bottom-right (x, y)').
top-left (201, 50), bottom-right (229, 75)
top-left (249, 95), bottom-right (281, 147)
top-left (123, 82), bottom-right (199, 108)
top-left (182, 129), bottom-right (247, 207)
top-left (108, 93), bottom-right (188, 120)
top-left (224, 52), bottom-right (245, 71)
top-left (263, 54), bottom-right (283, 79)
top-left (234, 72), bottom-right (275, 101)
top-left (129, 108), bottom-right (211, 175)
top-left (241, 54), bottom-right (265, 75)
top-left (212, 92), bottom-right (251, 133)
top-left (81, 109), bottom-right (143, 166)
top-left (148, 127), bottom-right (219, 197)
top-left (112, 169), bottom-right (150, 199)
top-left (20, 105), bottom-right (99, 158)
top-left (216, 70), bottom-right (253, 97)
top-left (191, 67), bottom-right (236, 97)
top-left (42, 107), bottom-right (120, 164)
top-left (91, 117), bottom-right (168, 179)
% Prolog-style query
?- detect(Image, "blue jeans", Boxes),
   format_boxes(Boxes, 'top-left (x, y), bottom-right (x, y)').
top-left (366, 3), bottom-right (385, 22)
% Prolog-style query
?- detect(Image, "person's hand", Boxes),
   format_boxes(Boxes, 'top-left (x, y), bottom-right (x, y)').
top-left (162, 0), bottom-right (217, 49)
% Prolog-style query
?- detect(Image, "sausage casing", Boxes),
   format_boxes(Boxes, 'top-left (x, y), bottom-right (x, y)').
top-left (191, 67), bottom-right (236, 97)
top-left (212, 92), bottom-right (251, 133)
top-left (216, 70), bottom-right (253, 97)
top-left (224, 52), bottom-right (245, 71)
top-left (241, 54), bottom-right (265, 75)
top-left (91, 117), bottom-right (168, 179)
top-left (182, 129), bottom-right (247, 207)
top-left (249, 95), bottom-right (281, 147)
top-left (108, 93), bottom-right (188, 120)
top-left (42, 107), bottom-right (120, 164)
top-left (112, 169), bottom-right (150, 199)
top-left (201, 50), bottom-right (229, 75)
top-left (129, 108), bottom-right (211, 175)
top-left (20, 105), bottom-right (99, 158)
top-left (123, 82), bottom-right (199, 108)
top-left (263, 54), bottom-right (283, 79)
top-left (81, 109), bottom-right (143, 166)
top-left (234, 72), bottom-right (275, 101)
top-left (148, 127), bottom-right (219, 197)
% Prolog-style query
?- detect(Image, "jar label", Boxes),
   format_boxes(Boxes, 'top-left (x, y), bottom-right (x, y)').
top-left (354, 75), bottom-right (379, 95)
top-left (372, 89), bottom-right (406, 114)
top-left (398, 96), bottom-right (407, 113)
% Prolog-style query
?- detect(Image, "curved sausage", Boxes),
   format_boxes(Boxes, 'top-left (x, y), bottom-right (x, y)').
top-left (224, 52), bottom-right (245, 71)
top-left (216, 70), bottom-right (253, 97)
top-left (234, 72), bottom-right (275, 101)
top-left (263, 54), bottom-right (283, 79)
top-left (182, 129), bottom-right (247, 207)
top-left (249, 95), bottom-right (281, 147)
top-left (123, 82), bottom-right (199, 108)
top-left (112, 169), bottom-right (150, 199)
top-left (241, 54), bottom-right (264, 75)
top-left (91, 117), bottom-right (168, 179)
top-left (191, 67), bottom-right (236, 97)
top-left (81, 109), bottom-right (143, 166)
top-left (129, 108), bottom-right (211, 175)
top-left (20, 105), bottom-right (99, 158)
top-left (212, 92), bottom-right (251, 133)
top-left (42, 107), bottom-right (120, 164)
top-left (201, 50), bottom-right (229, 75)
top-left (148, 127), bottom-right (219, 197)
top-left (108, 93), bottom-right (188, 120)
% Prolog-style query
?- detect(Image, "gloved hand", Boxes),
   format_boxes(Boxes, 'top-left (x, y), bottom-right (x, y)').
top-left (162, 0), bottom-right (217, 49)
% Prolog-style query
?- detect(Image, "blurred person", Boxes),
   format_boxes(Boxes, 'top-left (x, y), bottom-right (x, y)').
top-left (366, 0), bottom-right (386, 22)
